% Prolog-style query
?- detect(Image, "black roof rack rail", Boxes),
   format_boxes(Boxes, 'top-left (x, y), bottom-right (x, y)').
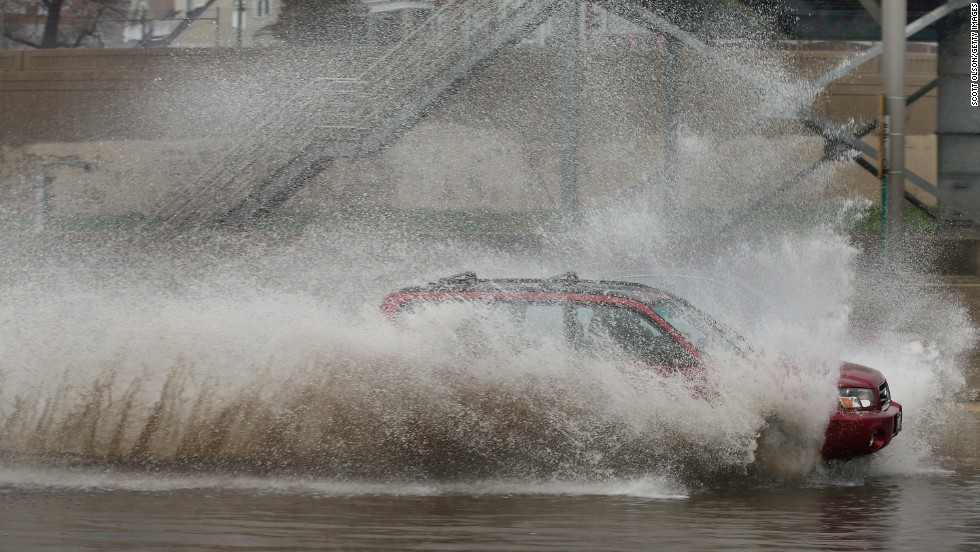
top-left (547, 271), bottom-right (579, 284)
top-left (433, 272), bottom-right (479, 286)
top-left (434, 271), bottom-right (584, 287)
top-left (401, 272), bottom-right (665, 296)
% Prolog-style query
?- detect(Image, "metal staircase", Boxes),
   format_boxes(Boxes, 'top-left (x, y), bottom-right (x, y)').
top-left (160, 0), bottom-right (561, 227)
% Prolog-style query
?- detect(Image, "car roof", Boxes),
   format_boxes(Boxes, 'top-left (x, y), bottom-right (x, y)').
top-left (389, 272), bottom-right (673, 304)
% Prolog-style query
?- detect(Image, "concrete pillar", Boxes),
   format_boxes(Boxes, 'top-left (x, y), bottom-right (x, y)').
top-left (883, 0), bottom-right (907, 254)
top-left (937, 9), bottom-right (980, 228)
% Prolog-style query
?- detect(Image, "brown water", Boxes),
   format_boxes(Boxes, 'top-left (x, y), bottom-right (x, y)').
top-left (1, 409), bottom-right (976, 552)
top-left (0, 231), bottom-right (975, 551)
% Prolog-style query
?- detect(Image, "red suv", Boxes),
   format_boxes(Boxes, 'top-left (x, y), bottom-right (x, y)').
top-left (381, 272), bottom-right (902, 460)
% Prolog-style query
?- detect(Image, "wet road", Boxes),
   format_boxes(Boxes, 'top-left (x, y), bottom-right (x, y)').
top-left (1, 409), bottom-right (977, 552)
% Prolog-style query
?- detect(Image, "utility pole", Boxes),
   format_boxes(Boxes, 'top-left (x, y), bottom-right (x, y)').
top-left (882, 0), bottom-right (906, 257)
top-left (559, 0), bottom-right (579, 216)
top-left (235, 0), bottom-right (245, 46)
top-left (33, 157), bottom-right (97, 232)
top-left (663, 37), bottom-right (679, 227)
top-left (34, 171), bottom-right (51, 232)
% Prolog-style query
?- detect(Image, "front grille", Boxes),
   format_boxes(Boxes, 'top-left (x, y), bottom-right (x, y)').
top-left (879, 381), bottom-right (891, 409)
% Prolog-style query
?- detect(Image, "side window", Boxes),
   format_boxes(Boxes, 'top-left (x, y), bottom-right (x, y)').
top-left (584, 304), bottom-right (663, 346)
top-left (574, 306), bottom-right (595, 336)
top-left (582, 304), bottom-right (694, 367)
top-left (523, 304), bottom-right (566, 343)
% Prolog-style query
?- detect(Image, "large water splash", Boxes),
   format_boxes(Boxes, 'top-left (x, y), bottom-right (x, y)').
top-left (1, 3), bottom-right (975, 495)
top-left (0, 232), bottom-right (766, 483)
top-left (0, 200), bottom-right (970, 492)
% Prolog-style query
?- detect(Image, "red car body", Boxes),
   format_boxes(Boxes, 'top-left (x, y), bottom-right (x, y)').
top-left (824, 362), bottom-right (902, 459)
top-left (381, 272), bottom-right (902, 460)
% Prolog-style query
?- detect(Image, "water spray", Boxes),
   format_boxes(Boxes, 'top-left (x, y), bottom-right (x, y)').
top-left (32, 156), bottom-right (99, 233)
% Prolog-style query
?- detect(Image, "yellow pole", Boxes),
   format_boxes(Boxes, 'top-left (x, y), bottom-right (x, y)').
top-left (879, 93), bottom-right (888, 257)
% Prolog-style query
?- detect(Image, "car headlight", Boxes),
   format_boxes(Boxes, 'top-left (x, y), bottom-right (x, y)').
top-left (839, 387), bottom-right (878, 409)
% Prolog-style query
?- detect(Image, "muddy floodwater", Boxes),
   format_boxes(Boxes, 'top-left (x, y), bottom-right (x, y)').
top-left (0, 231), bottom-right (975, 551)
top-left (3, 0), bottom-right (978, 546)
top-left (0, 409), bottom-right (975, 551)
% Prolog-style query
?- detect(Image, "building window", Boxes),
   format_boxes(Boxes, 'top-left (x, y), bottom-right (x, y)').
top-left (254, 0), bottom-right (270, 18)
top-left (231, 3), bottom-right (246, 29)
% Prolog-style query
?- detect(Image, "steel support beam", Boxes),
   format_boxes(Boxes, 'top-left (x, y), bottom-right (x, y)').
top-left (852, 78), bottom-right (937, 139)
top-left (814, 0), bottom-right (970, 91)
top-left (724, 158), bottom-right (830, 232)
top-left (859, 0), bottom-right (883, 24)
top-left (597, 0), bottom-right (770, 91)
top-left (803, 110), bottom-right (980, 224)
top-left (221, 142), bottom-right (356, 226)
top-left (905, 76), bottom-right (940, 105)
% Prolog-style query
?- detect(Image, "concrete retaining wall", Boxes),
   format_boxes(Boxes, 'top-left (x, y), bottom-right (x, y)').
top-left (0, 46), bottom-right (944, 230)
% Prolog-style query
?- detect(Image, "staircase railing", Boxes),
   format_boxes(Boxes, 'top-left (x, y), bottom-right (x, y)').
top-left (159, 0), bottom-right (558, 225)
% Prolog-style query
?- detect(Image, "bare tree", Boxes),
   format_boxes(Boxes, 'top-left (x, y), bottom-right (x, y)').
top-left (2, 0), bottom-right (128, 48)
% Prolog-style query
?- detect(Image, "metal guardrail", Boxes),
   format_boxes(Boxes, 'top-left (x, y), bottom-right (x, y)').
top-left (161, 0), bottom-right (559, 225)
top-left (0, 16), bottom-right (220, 50)
top-left (70, 16), bottom-right (221, 48)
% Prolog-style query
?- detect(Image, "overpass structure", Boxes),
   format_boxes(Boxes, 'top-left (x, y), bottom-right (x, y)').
top-left (158, 0), bottom-right (978, 244)
top-left (737, 0), bottom-right (980, 244)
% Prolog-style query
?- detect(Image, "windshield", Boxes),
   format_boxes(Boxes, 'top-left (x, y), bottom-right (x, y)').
top-left (651, 299), bottom-right (747, 355)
